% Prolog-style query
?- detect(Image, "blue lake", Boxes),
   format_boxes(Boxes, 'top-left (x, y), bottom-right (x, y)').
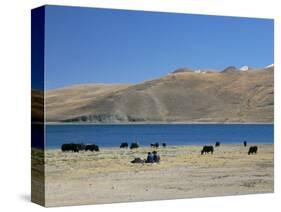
top-left (45, 124), bottom-right (273, 149)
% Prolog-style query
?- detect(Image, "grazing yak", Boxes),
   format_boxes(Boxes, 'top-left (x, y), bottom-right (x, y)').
top-left (130, 142), bottom-right (139, 149)
top-left (61, 143), bottom-right (80, 152)
top-left (201, 146), bottom-right (214, 155)
top-left (120, 142), bottom-right (129, 148)
top-left (248, 146), bottom-right (258, 155)
top-left (215, 142), bottom-right (220, 147)
top-left (162, 143), bottom-right (167, 147)
top-left (150, 142), bottom-right (159, 148)
top-left (244, 140), bottom-right (247, 147)
top-left (85, 144), bottom-right (99, 152)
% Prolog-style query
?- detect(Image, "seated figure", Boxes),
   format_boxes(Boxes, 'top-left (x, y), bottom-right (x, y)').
top-left (152, 151), bottom-right (160, 163)
top-left (146, 152), bottom-right (154, 163)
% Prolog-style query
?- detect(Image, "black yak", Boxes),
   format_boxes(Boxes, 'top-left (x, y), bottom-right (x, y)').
top-left (120, 142), bottom-right (129, 148)
top-left (85, 144), bottom-right (99, 152)
top-left (201, 146), bottom-right (214, 155)
top-left (130, 142), bottom-right (139, 149)
top-left (150, 142), bottom-right (159, 148)
top-left (248, 146), bottom-right (258, 155)
top-left (61, 143), bottom-right (79, 152)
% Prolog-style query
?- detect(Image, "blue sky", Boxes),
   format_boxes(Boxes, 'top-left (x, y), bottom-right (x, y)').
top-left (45, 5), bottom-right (274, 90)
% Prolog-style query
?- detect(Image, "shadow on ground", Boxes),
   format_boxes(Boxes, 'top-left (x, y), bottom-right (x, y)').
top-left (19, 194), bottom-right (30, 202)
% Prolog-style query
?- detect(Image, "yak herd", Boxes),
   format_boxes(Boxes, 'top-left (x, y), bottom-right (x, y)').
top-left (61, 140), bottom-right (258, 155)
top-left (61, 143), bottom-right (99, 152)
top-left (201, 141), bottom-right (258, 155)
top-left (119, 142), bottom-right (167, 149)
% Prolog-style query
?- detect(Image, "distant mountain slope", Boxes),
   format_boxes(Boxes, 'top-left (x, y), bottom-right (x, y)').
top-left (45, 66), bottom-right (274, 123)
top-left (46, 84), bottom-right (131, 121)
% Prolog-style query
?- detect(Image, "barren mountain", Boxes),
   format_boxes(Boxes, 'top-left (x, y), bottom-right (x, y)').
top-left (45, 66), bottom-right (274, 123)
top-left (45, 84), bottom-right (131, 121)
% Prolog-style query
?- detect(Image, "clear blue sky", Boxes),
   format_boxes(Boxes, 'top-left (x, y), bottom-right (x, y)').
top-left (45, 5), bottom-right (274, 90)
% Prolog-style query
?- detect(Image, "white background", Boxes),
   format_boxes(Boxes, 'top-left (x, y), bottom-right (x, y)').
top-left (0, 0), bottom-right (280, 211)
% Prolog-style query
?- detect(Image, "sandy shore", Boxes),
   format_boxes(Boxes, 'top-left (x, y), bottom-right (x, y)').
top-left (35, 144), bottom-right (273, 206)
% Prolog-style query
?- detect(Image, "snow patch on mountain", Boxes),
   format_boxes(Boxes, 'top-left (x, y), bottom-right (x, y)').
top-left (240, 66), bottom-right (249, 71)
top-left (265, 64), bottom-right (274, 68)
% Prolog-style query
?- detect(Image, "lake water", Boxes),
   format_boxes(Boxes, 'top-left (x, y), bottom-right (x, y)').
top-left (45, 124), bottom-right (273, 149)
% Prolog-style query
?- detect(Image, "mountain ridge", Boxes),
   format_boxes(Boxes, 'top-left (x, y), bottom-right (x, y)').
top-left (44, 66), bottom-right (274, 123)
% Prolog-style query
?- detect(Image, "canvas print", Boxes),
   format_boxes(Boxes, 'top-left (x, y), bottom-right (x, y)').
top-left (31, 5), bottom-right (274, 207)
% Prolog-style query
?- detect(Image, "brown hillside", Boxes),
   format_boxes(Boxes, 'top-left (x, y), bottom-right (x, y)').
top-left (45, 67), bottom-right (274, 123)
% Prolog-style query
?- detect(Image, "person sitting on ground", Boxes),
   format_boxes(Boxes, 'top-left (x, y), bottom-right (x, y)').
top-left (152, 151), bottom-right (160, 163)
top-left (146, 152), bottom-right (154, 163)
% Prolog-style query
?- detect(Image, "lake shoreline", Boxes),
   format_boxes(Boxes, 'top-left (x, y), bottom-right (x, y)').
top-left (43, 143), bottom-right (274, 151)
top-left (45, 122), bottom-right (274, 125)
top-left (36, 144), bottom-right (274, 206)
